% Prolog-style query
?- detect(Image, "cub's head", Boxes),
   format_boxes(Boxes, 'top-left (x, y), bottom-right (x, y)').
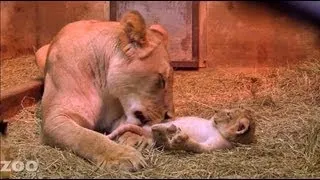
top-left (108, 10), bottom-right (174, 128)
top-left (212, 108), bottom-right (256, 145)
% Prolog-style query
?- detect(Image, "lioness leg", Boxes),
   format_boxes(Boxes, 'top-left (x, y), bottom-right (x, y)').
top-left (42, 114), bottom-right (147, 171)
top-left (41, 74), bottom-right (147, 171)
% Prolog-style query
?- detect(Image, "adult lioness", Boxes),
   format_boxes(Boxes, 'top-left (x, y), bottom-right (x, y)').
top-left (35, 11), bottom-right (174, 171)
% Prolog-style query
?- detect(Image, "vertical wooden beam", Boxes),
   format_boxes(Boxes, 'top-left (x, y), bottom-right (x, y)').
top-left (192, 1), bottom-right (200, 69)
top-left (109, 1), bottom-right (117, 21)
top-left (105, 1), bottom-right (110, 20)
top-left (199, 1), bottom-right (207, 68)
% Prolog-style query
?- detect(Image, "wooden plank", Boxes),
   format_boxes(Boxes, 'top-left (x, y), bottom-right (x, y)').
top-left (0, 79), bottom-right (44, 120)
top-left (170, 61), bottom-right (199, 70)
top-left (109, 1), bottom-right (117, 21)
top-left (191, 1), bottom-right (200, 68)
top-left (198, 1), bottom-right (207, 68)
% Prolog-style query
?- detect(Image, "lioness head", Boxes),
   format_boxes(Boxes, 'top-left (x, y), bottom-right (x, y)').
top-left (108, 11), bottom-right (174, 128)
top-left (212, 108), bottom-right (256, 144)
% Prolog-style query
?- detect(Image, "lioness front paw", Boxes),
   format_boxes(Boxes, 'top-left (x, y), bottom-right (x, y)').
top-left (98, 144), bottom-right (148, 172)
top-left (117, 132), bottom-right (153, 152)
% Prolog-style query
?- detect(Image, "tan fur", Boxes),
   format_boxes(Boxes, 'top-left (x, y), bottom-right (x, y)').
top-left (120, 10), bottom-right (147, 46)
top-left (149, 24), bottom-right (169, 48)
top-left (34, 43), bottom-right (50, 74)
top-left (35, 11), bottom-right (174, 171)
top-left (211, 108), bottom-right (256, 145)
top-left (106, 124), bottom-right (151, 140)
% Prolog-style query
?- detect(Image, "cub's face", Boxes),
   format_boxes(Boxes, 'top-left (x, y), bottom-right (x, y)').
top-left (108, 25), bottom-right (174, 129)
top-left (212, 108), bottom-right (256, 144)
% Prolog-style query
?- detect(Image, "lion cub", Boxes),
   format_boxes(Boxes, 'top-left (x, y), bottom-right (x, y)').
top-left (151, 108), bottom-right (256, 153)
top-left (107, 108), bottom-right (256, 153)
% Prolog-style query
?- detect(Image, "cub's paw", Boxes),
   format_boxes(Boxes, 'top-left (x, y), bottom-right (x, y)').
top-left (151, 128), bottom-right (169, 148)
top-left (151, 124), bottom-right (179, 138)
top-left (171, 132), bottom-right (189, 147)
top-left (98, 144), bottom-right (148, 172)
top-left (152, 124), bottom-right (178, 133)
top-left (152, 124), bottom-right (184, 149)
top-left (117, 132), bottom-right (154, 152)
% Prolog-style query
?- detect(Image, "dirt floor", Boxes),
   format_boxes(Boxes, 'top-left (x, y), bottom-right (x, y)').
top-left (1, 56), bottom-right (319, 178)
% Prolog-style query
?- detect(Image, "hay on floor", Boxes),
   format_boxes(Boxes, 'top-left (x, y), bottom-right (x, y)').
top-left (0, 55), bottom-right (42, 92)
top-left (2, 57), bottom-right (320, 178)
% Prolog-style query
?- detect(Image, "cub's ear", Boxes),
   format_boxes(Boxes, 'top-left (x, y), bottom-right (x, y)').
top-left (236, 118), bottom-right (250, 135)
top-left (149, 24), bottom-right (169, 47)
top-left (120, 10), bottom-right (147, 47)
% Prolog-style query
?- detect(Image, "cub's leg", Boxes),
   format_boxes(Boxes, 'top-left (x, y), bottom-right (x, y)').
top-left (106, 124), bottom-right (151, 140)
top-left (170, 133), bottom-right (212, 153)
top-left (151, 123), bottom-right (183, 149)
top-left (151, 124), bottom-right (211, 153)
top-left (106, 124), bottom-right (153, 152)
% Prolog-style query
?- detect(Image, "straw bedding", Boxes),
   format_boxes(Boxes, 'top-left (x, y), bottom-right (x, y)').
top-left (1, 56), bottom-right (319, 178)
top-left (1, 55), bottom-right (42, 92)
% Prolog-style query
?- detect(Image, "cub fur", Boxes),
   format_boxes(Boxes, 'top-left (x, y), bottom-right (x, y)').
top-left (152, 108), bottom-right (256, 153)
top-left (107, 108), bottom-right (256, 153)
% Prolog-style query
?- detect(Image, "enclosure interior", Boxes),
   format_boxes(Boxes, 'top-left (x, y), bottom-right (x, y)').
top-left (1, 1), bottom-right (319, 178)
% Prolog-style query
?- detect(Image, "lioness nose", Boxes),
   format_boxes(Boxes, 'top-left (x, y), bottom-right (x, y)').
top-left (164, 111), bottom-right (172, 120)
top-left (134, 111), bottom-right (148, 125)
top-left (0, 120), bottom-right (8, 136)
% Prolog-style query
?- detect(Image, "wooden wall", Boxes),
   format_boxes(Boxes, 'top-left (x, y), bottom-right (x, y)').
top-left (201, 1), bottom-right (320, 68)
top-left (1, 2), bottom-right (37, 60)
top-left (1, 1), bottom-right (319, 68)
top-left (0, 1), bottom-right (109, 60)
top-left (36, 1), bottom-right (109, 48)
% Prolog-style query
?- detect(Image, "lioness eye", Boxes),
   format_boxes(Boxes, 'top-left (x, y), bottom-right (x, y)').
top-left (157, 73), bottom-right (166, 89)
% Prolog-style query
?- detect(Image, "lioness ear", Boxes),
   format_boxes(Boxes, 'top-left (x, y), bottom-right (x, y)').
top-left (149, 24), bottom-right (169, 47)
top-left (120, 10), bottom-right (147, 46)
top-left (236, 118), bottom-right (250, 135)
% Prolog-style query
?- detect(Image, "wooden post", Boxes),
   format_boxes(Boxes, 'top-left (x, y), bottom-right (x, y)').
top-left (199, 1), bottom-right (207, 68)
